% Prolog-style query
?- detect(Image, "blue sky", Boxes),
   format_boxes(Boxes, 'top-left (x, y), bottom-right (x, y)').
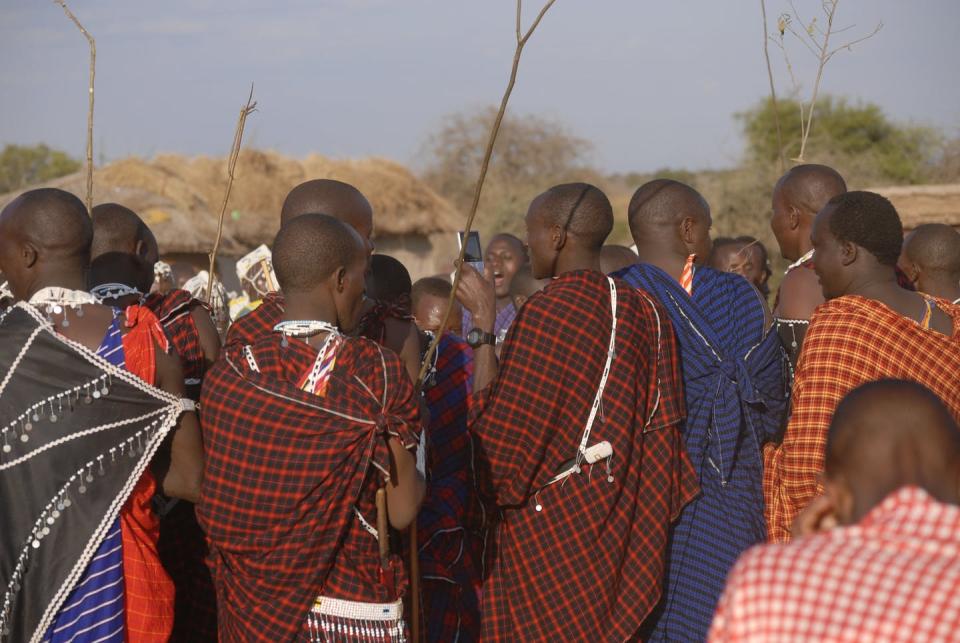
top-left (1, 0), bottom-right (957, 173)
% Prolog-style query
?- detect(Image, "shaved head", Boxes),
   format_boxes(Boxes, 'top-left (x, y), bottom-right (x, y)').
top-left (0, 188), bottom-right (91, 258)
top-left (903, 224), bottom-right (960, 277)
top-left (530, 183), bottom-right (613, 250)
top-left (774, 164), bottom-right (847, 217)
top-left (90, 202), bottom-right (158, 264)
top-left (367, 254), bottom-right (412, 306)
top-left (600, 244), bottom-right (639, 274)
top-left (628, 179), bottom-right (709, 232)
top-left (272, 213), bottom-right (365, 294)
top-left (826, 379), bottom-right (960, 522)
top-left (280, 179), bottom-right (373, 240)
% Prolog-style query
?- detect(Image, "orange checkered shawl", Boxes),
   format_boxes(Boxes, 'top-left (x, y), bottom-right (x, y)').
top-left (764, 295), bottom-right (960, 542)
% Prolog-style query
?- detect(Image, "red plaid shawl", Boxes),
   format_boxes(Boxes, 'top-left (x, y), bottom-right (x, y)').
top-left (225, 291), bottom-right (284, 350)
top-left (764, 295), bottom-right (960, 542)
top-left (144, 289), bottom-right (206, 386)
top-left (198, 334), bottom-right (421, 642)
top-left (470, 270), bottom-right (699, 641)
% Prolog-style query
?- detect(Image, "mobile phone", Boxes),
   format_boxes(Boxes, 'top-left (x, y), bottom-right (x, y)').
top-left (458, 231), bottom-right (484, 274)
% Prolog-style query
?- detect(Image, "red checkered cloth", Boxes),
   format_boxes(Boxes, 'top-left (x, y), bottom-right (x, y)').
top-left (764, 295), bottom-right (960, 543)
top-left (144, 289), bottom-right (207, 386)
top-left (469, 270), bottom-right (699, 641)
top-left (144, 289), bottom-right (220, 641)
top-left (224, 291), bottom-right (285, 349)
top-left (710, 486), bottom-right (960, 642)
top-left (197, 331), bottom-right (421, 642)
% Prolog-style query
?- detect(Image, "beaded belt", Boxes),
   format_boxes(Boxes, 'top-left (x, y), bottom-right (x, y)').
top-left (307, 597), bottom-right (406, 642)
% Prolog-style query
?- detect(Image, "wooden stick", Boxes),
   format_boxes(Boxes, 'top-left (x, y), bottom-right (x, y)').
top-left (415, 0), bottom-right (559, 390)
top-left (376, 487), bottom-right (390, 567)
top-left (53, 0), bottom-right (95, 215)
top-left (409, 525), bottom-right (420, 641)
top-left (207, 85), bottom-right (257, 302)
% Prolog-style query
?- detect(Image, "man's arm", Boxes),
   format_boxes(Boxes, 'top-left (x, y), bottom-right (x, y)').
top-left (775, 267), bottom-right (823, 321)
top-left (456, 265), bottom-right (498, 393)
top-left (154, 344), bottom-right (204, 503)
top-left (384, 317), bottom-right (422, 384)
top-left (385, 436), bottom-right (426, 530)
top-left (190, 304), bottom-right (222, 371)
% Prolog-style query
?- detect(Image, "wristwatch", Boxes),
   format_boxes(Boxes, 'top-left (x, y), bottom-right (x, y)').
top-left (466, 328), bottom-right (497, 349)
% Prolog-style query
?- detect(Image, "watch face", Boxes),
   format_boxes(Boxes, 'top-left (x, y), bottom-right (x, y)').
top-left (466, 329), bottom-right (481, 345)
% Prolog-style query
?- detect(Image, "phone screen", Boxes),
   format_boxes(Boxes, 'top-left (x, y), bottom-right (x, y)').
top-left (459, 231), bottom-right (484, 267)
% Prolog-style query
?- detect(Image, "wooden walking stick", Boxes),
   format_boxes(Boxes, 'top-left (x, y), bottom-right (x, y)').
top-left (207, 85), bottom-right (257, 303)
top-left (53, 0), bottom-right (95, 215)
top-left (409, 2), bottom-right (560, 640)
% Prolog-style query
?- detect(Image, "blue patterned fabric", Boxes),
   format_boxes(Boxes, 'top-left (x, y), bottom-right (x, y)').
top-left (614, 264), bottom-right (788, 642)
top-left (45, 316), bottom-right (126, 643)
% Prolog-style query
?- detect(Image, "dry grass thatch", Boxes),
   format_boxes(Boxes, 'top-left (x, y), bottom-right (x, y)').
top-left (866, 183), bottom-right (960, 230)
top-left (0, 149), bottom-right (463, 255)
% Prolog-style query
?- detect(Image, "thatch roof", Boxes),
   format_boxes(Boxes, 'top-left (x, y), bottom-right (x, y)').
top-left (0, 150), bottom-right (463, 255)
top-left (867, 183), bottom-right (960, 230)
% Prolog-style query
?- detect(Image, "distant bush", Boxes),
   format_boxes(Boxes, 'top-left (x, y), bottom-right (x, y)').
top-left (0, 144), bottom-right (81, 194)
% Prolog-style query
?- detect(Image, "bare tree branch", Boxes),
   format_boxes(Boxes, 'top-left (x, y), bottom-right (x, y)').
top-left (415, 0), bottom-right (558, 389)
top-left (825, 21), bottom-right (883, 63)
top-left (53, 0), bottom-right (95, 215)
top-left (760, 0), bottom-right (785, 172)
top-left (207, 85), bottom-right (257, 300)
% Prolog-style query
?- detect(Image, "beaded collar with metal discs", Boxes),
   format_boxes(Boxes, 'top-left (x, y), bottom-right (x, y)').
top-left (90, 283), bottom-right (142, 303)
top-left (27, 287), bottom-right (99, 329)
top-left (273, 320), bottom-right (339, 347)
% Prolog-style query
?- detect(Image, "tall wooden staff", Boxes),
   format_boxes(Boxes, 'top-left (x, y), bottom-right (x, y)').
top-left (408, 2), bottom-right (559, 640)
top-left (53, 0), bottom-right (95, 214)
top-left (207, 86), bottom-right (257, 302)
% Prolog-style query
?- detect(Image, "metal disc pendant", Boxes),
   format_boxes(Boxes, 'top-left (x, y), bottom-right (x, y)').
top-left (2, 444), bottom-right (11, 453)
top-left (20, 434), bottom-right (29, 443)
top-left (93, 390), bottom-right (101, 399)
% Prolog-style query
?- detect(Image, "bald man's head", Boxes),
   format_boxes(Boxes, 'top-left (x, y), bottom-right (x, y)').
top-left (90, 203), bottom-right (159, 265)
top-left (825, 379), bottom-right (960, 524)
top-left (0, 188), bottom-right (92, 298)
top-left (525, 183), bottom-right (613, 279)
top-left (903, 224), bottom-right (960, 278)
top-left (628, 179), bottom-right (713, 261)
top-left (771, 164), bottom-right (846, 260)
top-left (280, 179), bottom-right (374, 241)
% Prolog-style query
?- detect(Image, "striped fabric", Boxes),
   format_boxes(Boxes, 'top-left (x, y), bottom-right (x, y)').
top-left (765, 295), bottom-right (960, 542)
top-left (615, 264), bottom-right (789, 642)
top-left (45, 316), bottom-right (127, 643)
top-left (679, 254), bottom-right (696, 295)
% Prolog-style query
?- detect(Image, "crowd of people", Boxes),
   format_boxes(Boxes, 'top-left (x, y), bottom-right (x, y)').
top-left (0, 163), bottom-right (959, 642)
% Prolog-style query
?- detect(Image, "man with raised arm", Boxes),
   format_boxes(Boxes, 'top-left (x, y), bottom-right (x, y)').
top-left (198, 214), bottom-right (424, 641)
top-left (458, 182), bottom-right (698, 641)
top-left (764, 191), bottom-right (960, 543)
top-left (614, 179), bottom-right (788, 641)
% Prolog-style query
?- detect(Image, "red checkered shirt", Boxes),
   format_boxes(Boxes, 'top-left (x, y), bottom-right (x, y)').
top-left (470, 270), bottom-right (699, 641)
top-left (764, 296), bottom-right (960, 542)
top-left (710, 486), bottom-right (960, 642)
top-left (197, 333), bottom-right (421, 642)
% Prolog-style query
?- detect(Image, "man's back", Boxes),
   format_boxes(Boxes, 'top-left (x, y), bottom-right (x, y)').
top-left (765, 295), bottom-right (960, 541)
top-left (711, 486), bottom-right (960, 642)
top-left (472, 269), bottom-right (698, 641)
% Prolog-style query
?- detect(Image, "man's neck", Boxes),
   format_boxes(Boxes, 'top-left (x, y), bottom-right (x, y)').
top-left (281, 296), bottom-right (338, 327)
top-left (920, 277), bottom-right (960, 303)
top-left (634, 244), bottom-right (686, 282)
top-left (553, 248), bottom-right (601, 277)
top-left (27, 272), bottom-right (88, 300)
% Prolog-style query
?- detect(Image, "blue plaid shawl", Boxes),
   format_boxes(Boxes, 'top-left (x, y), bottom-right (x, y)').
top-left (614, 264), bottom-right (788, 642)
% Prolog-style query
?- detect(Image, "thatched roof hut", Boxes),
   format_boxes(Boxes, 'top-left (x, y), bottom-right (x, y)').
top-left (867, 183), bottom-right (960, 231)
top-left (0, 150), bottom-right (464, 279)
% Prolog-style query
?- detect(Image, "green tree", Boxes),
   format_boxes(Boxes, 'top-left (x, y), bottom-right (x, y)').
top-left (0, 144), bottom-right (81, 194)
top-left (739, 96), bottom-right (940, 184)
top-left (421, 107), bottom-right (599, 237)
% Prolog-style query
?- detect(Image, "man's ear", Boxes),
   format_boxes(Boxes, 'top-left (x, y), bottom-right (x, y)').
top-left (680, 217), bottom-right (696, 247)
top-left (903, 260), bottom-right (920, 285)
top-left (840, 240), bottom-right (858, 267)
top-left (823, 473), bottom-right (854, 526)
top-left (22, 242), bottom-right (38, 269)
top-left (788, 206), bottom-right (801, 231)
top-left (134, 238), bottom-right (149, 260)
top-left (551, 224), bottom-right (567, 252)
top-left (335, 266), bottom-right (348, 293)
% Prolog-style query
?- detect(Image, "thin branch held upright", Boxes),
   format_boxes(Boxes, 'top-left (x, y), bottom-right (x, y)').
top-left (53, 0), bottom-right (95, 215)
top-left (415, 0), bottom-right (559, 389)
top-left (760, 0), bottom-right (785, 173)
top-left (207, 85), bottom-right (258, 300)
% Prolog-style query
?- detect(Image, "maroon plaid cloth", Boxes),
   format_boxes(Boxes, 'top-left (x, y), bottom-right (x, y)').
top-left (224, 292), bottom-right (285, 350)
top-left (144, 289), bottom-right (207, 386)
top-left (470, 270), bottom-right (699, 641)
top-left (198, 333), bottom-right (421, 642)
top-left (144, 289), bottom-right (218, 641)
